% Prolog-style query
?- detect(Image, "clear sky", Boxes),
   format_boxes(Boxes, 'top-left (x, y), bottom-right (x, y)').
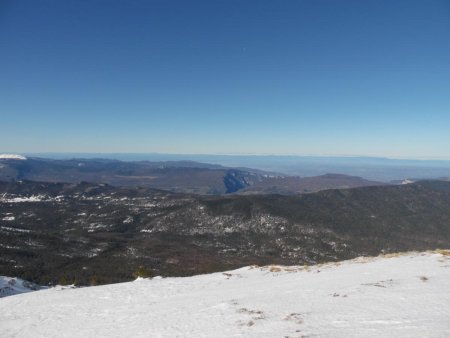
top-left (1, 0), bottom-right (449, 158)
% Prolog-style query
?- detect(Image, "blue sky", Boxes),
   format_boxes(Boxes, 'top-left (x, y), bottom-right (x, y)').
top-left (1, 0), bottom-right (449, 158)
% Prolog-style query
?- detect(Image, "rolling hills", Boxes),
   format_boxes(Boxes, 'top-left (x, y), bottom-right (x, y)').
top-left (1, 179), bottom-right (450, 285)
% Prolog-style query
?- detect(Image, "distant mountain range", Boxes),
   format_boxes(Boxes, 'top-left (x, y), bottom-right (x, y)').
top-left (20, 153), bottom-right (450, 181)
top-left (238, 173), bottom-right (386, 195)
top-left (0, 156), bottom-right (270, 194)
top-left (1, 179), bottom-right (450, 285)
top-left (0, 156), bottom-right (386, 195)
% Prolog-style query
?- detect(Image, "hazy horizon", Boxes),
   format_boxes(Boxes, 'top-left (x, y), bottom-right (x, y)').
top-left (2, 151), bottom-right (450, 162)
top-left (3, 151), bottom-right (450, 181)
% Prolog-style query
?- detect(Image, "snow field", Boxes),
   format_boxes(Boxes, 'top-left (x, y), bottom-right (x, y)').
top-left (1, 251), bottom-right (449, 337)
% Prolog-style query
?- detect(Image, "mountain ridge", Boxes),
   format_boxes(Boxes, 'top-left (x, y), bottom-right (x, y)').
top-left (0, 157), bottom-right (385, 195)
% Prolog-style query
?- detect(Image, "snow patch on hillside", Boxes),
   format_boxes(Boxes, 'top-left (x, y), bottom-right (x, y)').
top-left (0, 194), bottom-right (52, 203)
top-left (0, 154), bottom-right (27, 160)
top-left (1, 251), bottom-right (449, 337)
top-left (0, 277), bottom-right (42, 298)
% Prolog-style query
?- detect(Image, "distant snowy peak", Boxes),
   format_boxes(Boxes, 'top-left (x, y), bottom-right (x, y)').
top-left (0, 276), bottom-right (41, 298)
top-left (0, 154), bottom-right (27, 160)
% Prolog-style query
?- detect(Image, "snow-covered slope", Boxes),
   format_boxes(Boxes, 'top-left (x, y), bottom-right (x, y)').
top-left (0, 277), bottom-right (41, 298)
top-left (1, 251), bottom-right (449, 337)
top-left (0, 154), bottom-right (27, 160)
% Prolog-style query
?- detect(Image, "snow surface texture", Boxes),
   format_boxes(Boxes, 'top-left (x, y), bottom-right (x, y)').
top-left (0, 154), bottom-right (27, 160)
top-left (1, 251), bottom-right (449, 337)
